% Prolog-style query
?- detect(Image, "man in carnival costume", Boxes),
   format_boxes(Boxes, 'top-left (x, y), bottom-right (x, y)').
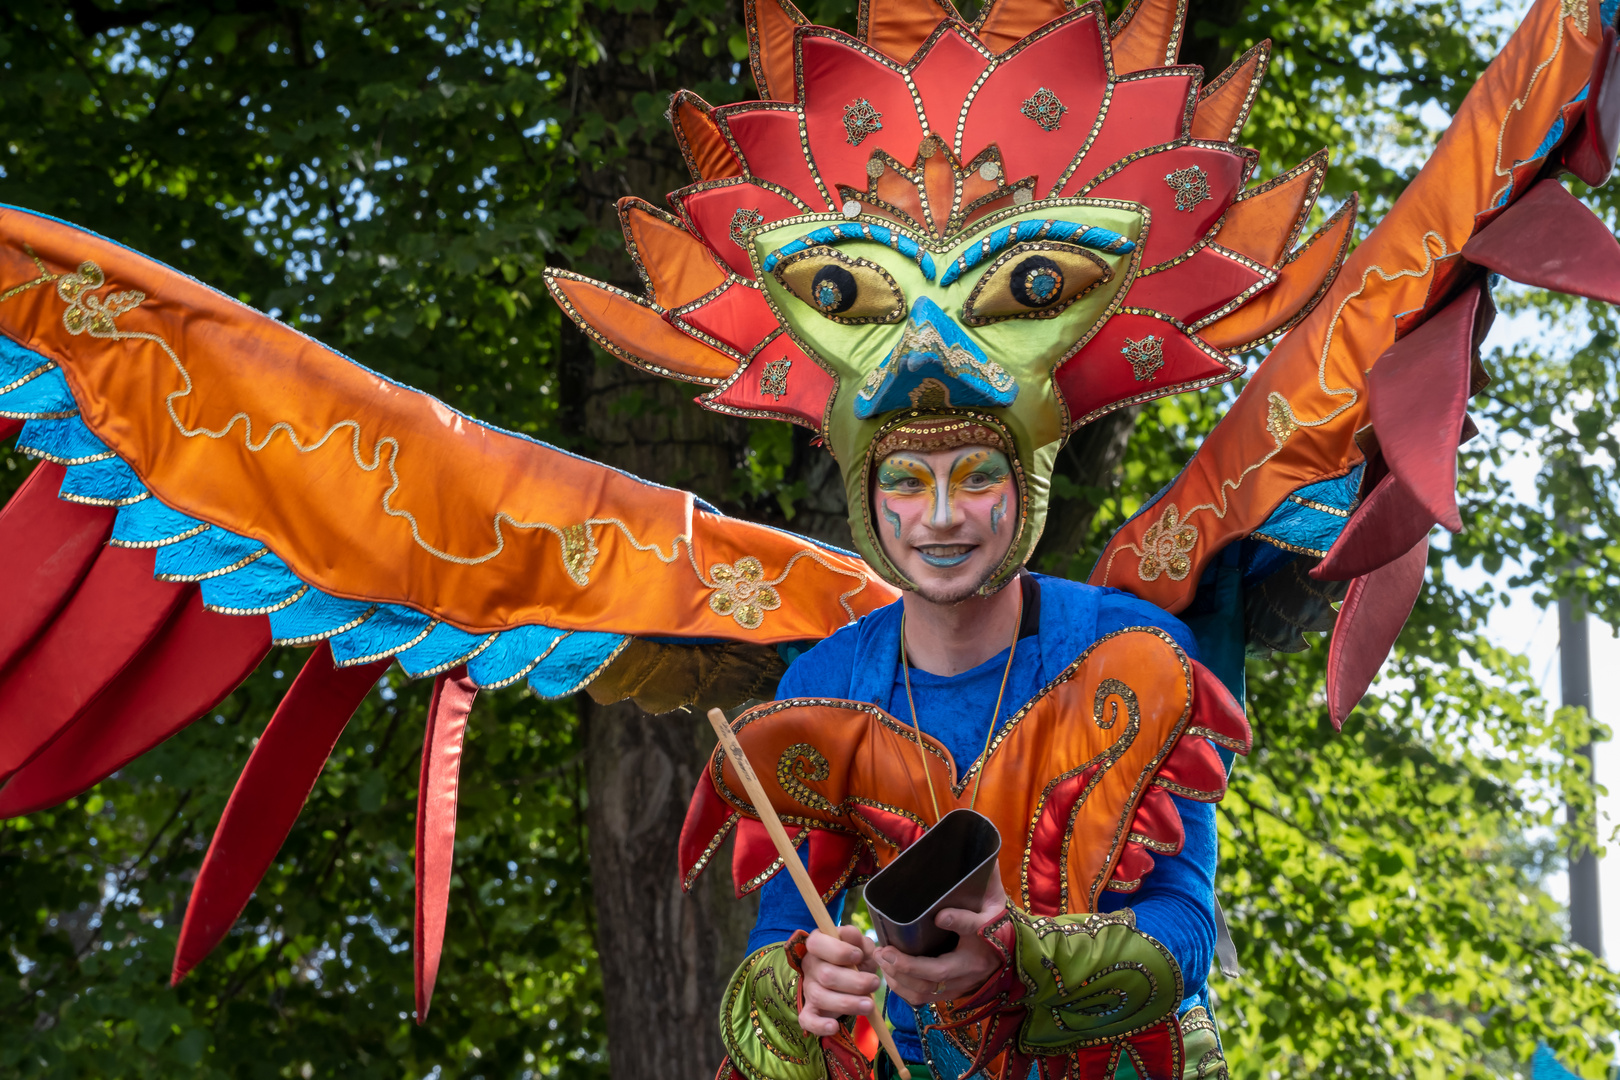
top-left (1, 0), bottom-right (1618, 1075)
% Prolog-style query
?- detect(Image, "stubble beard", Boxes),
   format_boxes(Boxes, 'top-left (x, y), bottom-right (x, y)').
top-left (909, 564), bottom-right (1003, 605)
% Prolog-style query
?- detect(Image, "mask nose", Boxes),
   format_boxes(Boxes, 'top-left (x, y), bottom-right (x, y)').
top-left (853, 296), bottom-right (1018, 419)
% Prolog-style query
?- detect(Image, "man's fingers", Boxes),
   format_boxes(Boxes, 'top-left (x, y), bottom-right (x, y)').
top-left (883, 970), bottom-right (937, 1002)
top-left (805, 929), bottom-right (866, 968)
top-left (933, 906), bottom-right (980, 933)
top-left (797, 1006), bottom-right (843, 1037)
top-left (876, 947), bottom-right (956, 983)
top-left (805, 958), bottom-right (881, 995)
top-left (804, 984), bottom-right (876, 1019)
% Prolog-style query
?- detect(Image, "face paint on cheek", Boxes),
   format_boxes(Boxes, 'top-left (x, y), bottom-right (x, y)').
top-left (882, 499), bottom-right (902, 539)
top-left (945, 450), bottom-right (1014, 529)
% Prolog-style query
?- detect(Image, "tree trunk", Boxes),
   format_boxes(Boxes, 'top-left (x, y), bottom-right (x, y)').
top-left (565, 349), bottom-right (760, 1078)
top-left (583, 699), bottom-right (760, 1076)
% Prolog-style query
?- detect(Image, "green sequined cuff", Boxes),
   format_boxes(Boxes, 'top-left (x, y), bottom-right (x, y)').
top-left (720, 942), bottom-right (825, 1080)
top-left (1006, 907), bottom-right (1185, 1049)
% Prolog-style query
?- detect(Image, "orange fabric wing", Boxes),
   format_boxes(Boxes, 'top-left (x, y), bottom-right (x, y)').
top-left (0, 205), bottom-right (896, 666)
top-left (1092, 0), bottom-right (1603, 611)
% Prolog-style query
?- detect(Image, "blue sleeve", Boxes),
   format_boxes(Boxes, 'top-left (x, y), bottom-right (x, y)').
top-left (774, 624), bottom-right (860, 701)
top-left (744, 843), bottom-right (848, 955)
top-left (1094, 589), bottom-right (1201, 661)
top-left (1096, 794), bottom-right (1216, 1005)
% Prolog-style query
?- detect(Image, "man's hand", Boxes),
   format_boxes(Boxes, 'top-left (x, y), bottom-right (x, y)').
top-left (876, 863), bottom-right (1009, 1006)
top-left (798, 924), bottom-right (882, 1037)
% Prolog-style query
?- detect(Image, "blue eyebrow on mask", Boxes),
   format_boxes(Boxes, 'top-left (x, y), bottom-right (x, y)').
top-left (761, 223), bottom-right (937, 281)
top-left (938, 220), bottom-right (1136, 285)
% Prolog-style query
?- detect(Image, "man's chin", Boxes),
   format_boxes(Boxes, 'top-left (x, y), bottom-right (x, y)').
top-left (906, 562), bottom-right (999, 604)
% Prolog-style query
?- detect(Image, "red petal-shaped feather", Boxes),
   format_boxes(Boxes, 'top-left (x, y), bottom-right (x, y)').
top-left (1024, 762), bottom-right (1104, 914)
top-left (849, 803), bottom-right (926, 855)
top-left (673, 282), bottom-right (782, 357)
top-left (801, 30), bottom-right (926, 198)
top-left (909, 25), bottom-right (994, 136)
top-left (1187, 660), bottom-right (1250, 754)
top-left (716, 104), bottom-right (831, 214)
top-left (1366, 283), bottom-right (1483, 534)
top-left (1562, 26), bottom-right (1620, 187)
top-left (1326, 535), bottom-right (1429, 729)
top-left (732, 816), bottom-right (802, 897)
top-left (1108, 840), bottom-right (1155, 891)
top-left (0, 546), bottom-right (188, 783)
top-left (1462, 178), bottom-right (1620, 305)
top-left (1310, 469), bottom-right (1435, 582)
top-left (806, 829), bottom-right (863, 899)
top-left (1082, 142), bottom-right (1249, 267)
top-left (679, 771), bottom-right (740, 891)
top-left (1055, 310), bottom-right (1240, 430)
top-left (0, 461), bottom-right (116, 674)
top-left (1124, 245), bottom-right (1268, 327)
top-left (1153, 736), bottom-right (1226, 802)
top-left (959, 12), bottom-right (1109, 193)
top-left (677, 178), bottom-right (817, 279)
top-left (1059, 70), bottom-right (1199, 195)
top-left (1120, 1020), bottom-right (1184, 1080)
top-left (172, 643), bottom-right (388, 984)
top-left (699, 334), bottom-right (837, 432)
top-left (415, 667), bottom-right (478, 1022)
top-left (1127, 783), bottom-right (1185, 856)
top-left (0, 416), bottom-right (20, 442)
top-left (0, 597), bottom-right (270, 818)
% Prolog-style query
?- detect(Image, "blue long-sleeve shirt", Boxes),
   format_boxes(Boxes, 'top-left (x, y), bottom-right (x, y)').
top-left (745, 573), bottom-right (1217, 1061)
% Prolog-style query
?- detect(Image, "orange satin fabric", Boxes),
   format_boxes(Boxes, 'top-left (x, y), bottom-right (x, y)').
top-left (1190, 42), bottom-right (1269, 143)
top-left (1108, 0), bottom-right (1183, 75)
top-left (707, 629), bottom-right (1193, 914)
top-left (0, 208), bottom-right (896, 640)
top-left (975, 0), bottom-right (1070, 54)
top-left (1093, 0), bottom-right (1600, 610)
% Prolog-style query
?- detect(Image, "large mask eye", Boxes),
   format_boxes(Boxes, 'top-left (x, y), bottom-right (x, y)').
top-left (962, 242), bottom-right (1112, 326)
top-left (772, 247), bottom-right (906, 325)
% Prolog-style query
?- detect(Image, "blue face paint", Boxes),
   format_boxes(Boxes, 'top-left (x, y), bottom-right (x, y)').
top-left (990, 493), bottom-right (1007, 534)
top-left (882, 500), bottom-right (902, 539)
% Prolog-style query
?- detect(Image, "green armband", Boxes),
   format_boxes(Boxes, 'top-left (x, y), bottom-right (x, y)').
top-left (1007, 908), bottom-right (1184, 1049)
top-left (720, 943), bottom-right (823, 1080)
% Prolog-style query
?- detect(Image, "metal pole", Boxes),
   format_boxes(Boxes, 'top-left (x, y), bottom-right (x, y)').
top-left (1560, 593), bottom-right (1603, 957)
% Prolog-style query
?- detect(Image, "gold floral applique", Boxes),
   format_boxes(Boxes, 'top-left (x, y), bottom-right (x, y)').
top-left (1266, 391), bottom-right (1298, 445)
top-left (557, 523), bottom-right (599, 586)
top-left (1138, 504), bottom-right (1198, 582)
top-left (1563, 0), bottom-right (1589, 34)
top-left (708, 556), bottom-right (782, 629)
top-left (57, 261), bottom-right (144, 336)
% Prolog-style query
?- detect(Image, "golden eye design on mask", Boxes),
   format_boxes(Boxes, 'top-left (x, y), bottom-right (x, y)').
top-left (961, 242), bottom-right (1112, 326)
top-left (772, 246), bottom-right (906, 325)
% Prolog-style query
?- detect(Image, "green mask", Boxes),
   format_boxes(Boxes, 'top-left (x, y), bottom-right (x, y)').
top-left (750, 198), bottom-right (1144, 591)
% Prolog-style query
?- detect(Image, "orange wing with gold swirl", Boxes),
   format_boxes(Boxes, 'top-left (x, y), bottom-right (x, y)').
top-left (0, 204), bottom-right (895, 1008)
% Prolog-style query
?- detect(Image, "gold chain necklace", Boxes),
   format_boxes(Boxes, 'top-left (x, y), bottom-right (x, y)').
top-left (899, 581), bottom-right (1024, 824)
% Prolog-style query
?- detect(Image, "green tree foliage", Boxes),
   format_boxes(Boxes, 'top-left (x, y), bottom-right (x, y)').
top-left (0, 0), bottom-right (1616, 1077)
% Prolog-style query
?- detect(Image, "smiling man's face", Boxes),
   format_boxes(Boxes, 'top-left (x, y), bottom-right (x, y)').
top-left (872, 443), bottom-right (1018, 603)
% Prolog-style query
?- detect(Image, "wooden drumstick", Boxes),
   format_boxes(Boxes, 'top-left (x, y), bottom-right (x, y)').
top-left (706, 708), bottom-right (911, 1080)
